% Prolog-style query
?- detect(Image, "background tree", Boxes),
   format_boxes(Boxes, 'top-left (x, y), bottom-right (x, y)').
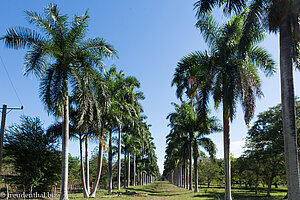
top-left (4, 116), bottom-right (61, 193)
top-left (243, 99), bottom-right (300, 196)
top-left (198, 158), bottom-right (221, 188)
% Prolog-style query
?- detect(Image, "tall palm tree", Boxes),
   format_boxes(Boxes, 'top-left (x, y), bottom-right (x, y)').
top-left (194, 0), bottom-right (299, 198)
top-left (89, 70), bottom-right (112, 197)
top-left (1, 4), bottom-right (117, 199)
top-left (114, 73), bottom-right (143, 191)
top-left (172, 13), bottom-right (275, 200)
top-left (71, 69), bottom-right (101, 198)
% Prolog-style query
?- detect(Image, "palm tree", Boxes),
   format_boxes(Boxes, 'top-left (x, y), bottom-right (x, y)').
top-left (172, 13), bottom-right (275, 199)
top-left (114, 73), bottom-right (143, 190)
top-left (71, 69), bottom-right (101, 198)
top-left (47, 107), bottom-right (89, 197)
top-left (167, 102), bottom-right (195, 190)
top-left (89, 70), bottom-right (112, 197)
top-left (194, 0), bottom-right (300, 198)
top-left (0, 4), bottom-right (117, 199)
top-left (166, 101), bottom-right (220, 192)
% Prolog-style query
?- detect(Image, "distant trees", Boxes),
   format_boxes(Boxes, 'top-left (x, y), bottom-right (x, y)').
top-left (163, 101), bottom-right (220, 191)
top-left (198, 158), bottom-right (221, 188)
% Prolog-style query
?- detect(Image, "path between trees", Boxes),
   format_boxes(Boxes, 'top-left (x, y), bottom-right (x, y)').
top-left (69, 181), bottom-right (286, 199)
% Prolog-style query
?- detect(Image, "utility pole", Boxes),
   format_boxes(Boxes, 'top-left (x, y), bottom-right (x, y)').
top-left (0, 104), bottom-right (23, 173)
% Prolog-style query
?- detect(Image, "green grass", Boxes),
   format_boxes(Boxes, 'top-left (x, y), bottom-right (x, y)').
top-left (68, 181), bottom-right (287, 199)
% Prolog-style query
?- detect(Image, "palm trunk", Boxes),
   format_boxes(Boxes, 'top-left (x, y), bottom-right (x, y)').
top-left (223, 107), bottom-right (232, 200)
top-left (180, 165), bottom-right (182, 187)
top-left (280, 19), bottom-right (300, 199)
top-left (127, 153), bottom-right (130, 187)
top-left (182, 160), bottom-right (185, 188)
top-left (189, 135), bottom-right (193, 190)
top-left (60, 95), bottom-right (69, 200)
top-left (186, 160), bottom-right (189, 189)
top-left (85, 135), bottom-right (90, 195)
top-left (80, 138), bottom-right (89, 197)
top-left (90, 126), bottom-right (104, 197)
top-left (194, 150), bottom-right (199, 192)
top-left (117, 127), bottom-right (121, 190)
top-left (140, 171), bottom-right (142, 185)
top-left (108, 130), bottom-right (113, 193)
top-left (124, 150), bottom-right (127, 189)
top-left (133, 153), bottom-right (136, 186)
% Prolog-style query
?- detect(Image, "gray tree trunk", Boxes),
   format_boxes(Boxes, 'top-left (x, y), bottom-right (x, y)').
top-left (80, 138), bottom-right (89, 197)
top-left (189, 137), bottom-right (193, 190)
top-left (60, 95), bottom-right (69, 200)
top-left (183, 162), bottom-right (185, 188)
top-left (194, 152), bottom-right (199, 192)
top-left (90, 125), bottom-right (104, 197)
top-left (127, 153), bottom-right (130, 187)
top-left (108, 130), bottom-right (113, 193)
top-left (85, 136), bottom-right (90, 194)
top-left (117, 127), bottom-right (121, 190)
top-left (124, 150), bottom-right (127, 189)
top-left (186, 161), bottom-right (189, 189)
top-left (140, 171), bottom-right (142, 185)
top-left (180, 165), bottom-right (182, 187)
top-left (280, 18), bottom-right (300, 199)
top-left (223, 108), bottom-right (232, 200)
top-left (133, 154), bottom-right (136, 186)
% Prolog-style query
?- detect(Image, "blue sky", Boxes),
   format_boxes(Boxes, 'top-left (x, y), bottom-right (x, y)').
top-left (0, 0), bottom-right (299, 174)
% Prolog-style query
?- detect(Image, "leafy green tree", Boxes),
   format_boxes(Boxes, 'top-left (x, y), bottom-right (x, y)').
top-left (68, 156), bottom-right (81, 192)
top-left (194, 0), bottom-right (300, 197)
top-left (199, 158), bottom-right (221, 188)
top-left (243, 99), bottom-right (300, 196)
top-left (1, 4), bottom-right (117, 200)
top-left (4, 116), bottom-right (61, 193)
top-left (89, 147), bottom-right (109, 189)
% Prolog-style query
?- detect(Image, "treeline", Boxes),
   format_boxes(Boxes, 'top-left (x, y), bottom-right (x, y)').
top-left (164, 99), bottom-right (300, 197)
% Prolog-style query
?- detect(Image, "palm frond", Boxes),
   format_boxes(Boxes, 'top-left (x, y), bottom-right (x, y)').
top-left (1, 27), bottom-right (45, 49)
top-left (248, 46), bottom-right (276, 76)
top-left (195, 13), bottom-right (220, 47)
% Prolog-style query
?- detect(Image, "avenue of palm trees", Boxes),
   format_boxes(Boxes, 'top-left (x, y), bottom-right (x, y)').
top-left (164, 0), bottom-right (299, 200)
top-left (0, 1), bottom-right (299, 200)
top-left (1, 4), bottom-right (159, 200)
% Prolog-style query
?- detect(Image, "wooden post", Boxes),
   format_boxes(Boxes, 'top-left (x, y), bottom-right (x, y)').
top-left (0, 105), bottom-right (7, 173)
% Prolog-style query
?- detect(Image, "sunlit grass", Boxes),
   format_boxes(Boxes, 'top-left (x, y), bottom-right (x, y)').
top-left (68, 181), bottom-right (287, 199)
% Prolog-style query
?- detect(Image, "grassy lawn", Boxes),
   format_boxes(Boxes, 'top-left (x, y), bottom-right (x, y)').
top-left (68, 181), bottom-right (287, 199)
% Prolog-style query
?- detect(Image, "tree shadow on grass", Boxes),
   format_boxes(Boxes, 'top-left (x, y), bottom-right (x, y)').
top-left (193, 192), bottom-right (284, 200)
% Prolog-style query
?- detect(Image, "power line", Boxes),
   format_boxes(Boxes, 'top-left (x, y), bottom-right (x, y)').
top-left (0, 55), bottom-right (23, 107)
